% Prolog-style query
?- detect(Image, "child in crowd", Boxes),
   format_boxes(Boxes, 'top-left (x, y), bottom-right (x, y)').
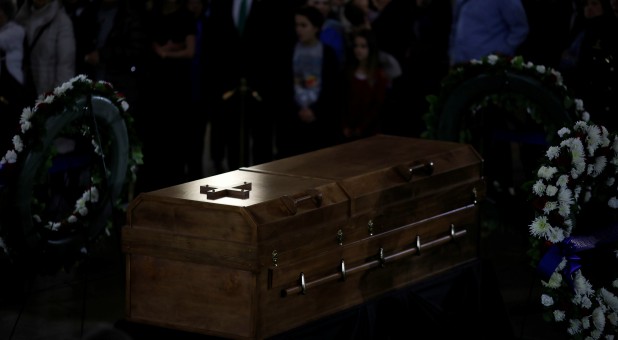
top-left (277, 5), bottom-right (343, 158)
top-left (342, 28), bottom-right (389, 141)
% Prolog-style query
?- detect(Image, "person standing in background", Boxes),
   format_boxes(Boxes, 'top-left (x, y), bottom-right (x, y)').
top-left (342, 28), bottom-right (389, 142)
top-left (560, 0), bottom-right (618, 130)
top-left (185, 0), bottom-right (210, 180)
top-left (449, 0), bottom-right (529, 65)
top-left (137, 0), bottom-right (195, 192)
top-left (202, 0), bottom-right (296, 173)
top-left (306, 0), bottom-right (346, 69)
top-left (15, 0), bottom-right (75, 96)
top-left (0, 0), bottom-right (26, 146)
top-left (84, 0), bottom-right (146, 116)
top-left (63, 0), bottom-right (97, 77)
top-left (277, 5), bottom-right (343, 158)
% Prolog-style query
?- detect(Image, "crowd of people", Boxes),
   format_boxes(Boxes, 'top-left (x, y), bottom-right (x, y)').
top-left (0, 0), bottom-right (617, 194)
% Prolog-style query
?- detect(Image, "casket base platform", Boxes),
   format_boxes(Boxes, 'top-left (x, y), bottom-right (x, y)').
top-left (122, 135), bottom-right (486, 339)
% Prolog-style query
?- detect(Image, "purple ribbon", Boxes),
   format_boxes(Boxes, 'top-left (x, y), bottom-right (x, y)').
top-left (537, 223), bottom-right (618, 287)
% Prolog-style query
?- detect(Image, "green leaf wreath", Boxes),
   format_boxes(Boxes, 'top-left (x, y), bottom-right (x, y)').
top-left (422, 54), bottom-right (585, 144)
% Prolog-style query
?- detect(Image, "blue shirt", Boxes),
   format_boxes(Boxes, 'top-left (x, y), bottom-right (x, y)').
top-left (449, 0), bottom-right (529, 65)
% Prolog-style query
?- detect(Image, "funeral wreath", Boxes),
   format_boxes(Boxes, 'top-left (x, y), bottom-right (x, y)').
top-left (0, 75), bottom-right (142, 273)
top-left (529, 120), bottom-right (618, 338)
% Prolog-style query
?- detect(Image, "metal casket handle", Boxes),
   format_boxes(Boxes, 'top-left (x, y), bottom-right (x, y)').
top-left (281, 189), bottom-right (323, 215)
top-left (398, 161), bottom-right (434, 182)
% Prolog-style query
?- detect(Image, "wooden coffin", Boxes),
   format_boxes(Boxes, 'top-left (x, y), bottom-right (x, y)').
top-left (122, 134), bottom-right (485, 339)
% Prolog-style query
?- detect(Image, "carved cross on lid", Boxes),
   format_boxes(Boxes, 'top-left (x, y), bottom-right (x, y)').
top-left (200, 182), bottom-right (252, 200)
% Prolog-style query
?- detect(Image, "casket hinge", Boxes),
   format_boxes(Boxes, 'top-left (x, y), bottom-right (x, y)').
top-left (272, 250), bottom-right (278, 267)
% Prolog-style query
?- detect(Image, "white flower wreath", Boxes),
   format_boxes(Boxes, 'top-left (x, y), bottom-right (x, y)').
top-left (529, 119), bottom-right (618, 338)
top-left (0, 75), bottom-right (142, 259)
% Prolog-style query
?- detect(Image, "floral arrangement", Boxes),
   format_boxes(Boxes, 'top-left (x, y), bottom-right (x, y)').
top-left (0, 75), bottom-right (142, 270)
top-left (529, 119), bottom-right (618, 338)
top-left (422, 54), bottom-right (587, 143)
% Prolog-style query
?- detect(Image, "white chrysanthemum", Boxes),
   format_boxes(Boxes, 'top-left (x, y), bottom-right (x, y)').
top-left (487, 54), bottom-right (499, 65)
top-left (529, 215), bottom-right (552, 239)
top-left (557, 174), bottom-right (569, 187)
top-left (609, 197), bottom-right (618, 209)
top-left (546, 185), bottom-right (558, 196)
top-left (582, 111), bottom-right (590, 122)
top-left (46, 222), bottom-right (61, 231)
top-left (543, 201), bottom-right (558, 214)
top-left (574, 271), bottom-right (594, 297)
top-left (609, 312), bottom-right (618, 326)
top-left (607, 177), bottom-right (615, 186)
top-left (586, 125), bottom-right (602, 155)
top-left (20, 120), bottom-right (32, 134)
top-left (543, 270), bottom-right (563, 288)
top-left (3, 150), bottom-right (17, 164)
top-left (533, 180), bottom-right (547, 196)
top-left (12, 135), bottom-right (23, 152)
top-left (547, 226), bottom-right (566, 243)
top-left (78, 206), bottom-right (88, 216)
top-left (554, 310), bottom-right (566, 322)
top-left (601, 288), bottom-right (618, 312)
top-left (20, 107), bottom-right (33, 122)
top-left (591, 329), bottom-right (602, 339)
top-left (592, 307), bottom-right (606, 331)
top-left (600, 126), bottom-right (611, 146)
top-left (581, 296), bottom-right (593, 309)
top-left (575, 98), bottom-right (584, 111)
top-left (558, 188), bottom-right (573, 213)
top-left (590, 156), bottom-right (607, 177)
top-left (53, 80), bottom-right (73, 95)
top-left (525, 61), bottom-right (534, 68)
top-left (547, 146), bottom-right (560, 160)
top-left (574, 120), bottom-right (589, 132)
top-left (614, 279), bottom-right (618, 288)
top-left (536, 65), bottom-right (546, 74)
top-left (558, 127), bottom-right (571, 137)
top-left (583, 316), bottom-right (591, 329)
top-left (542, 294), bottom-right (554, 306)
top-left (568, 319), bottom-right (582, 335)
top-left (41, 94), bottom-right (55, 104)
top-left (470, 59), bottom-right (481, 65)
top-left (538, 166), bottom-right (558, 180)
top-left (68, 215), bottom-right (78, 223)
top-left (574, 186), bottom-right (582, 200)
top-left (121, 100), bottom-right (129, 112)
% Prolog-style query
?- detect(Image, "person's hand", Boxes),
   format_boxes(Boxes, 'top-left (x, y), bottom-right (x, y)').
top-left (84, 51), bottom-right (99, 65)
top-left (298, 107), bottom-right (316, 123)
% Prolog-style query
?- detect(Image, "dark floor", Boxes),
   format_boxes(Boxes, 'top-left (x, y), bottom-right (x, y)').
top-left (0, 135), bottom-right (564, 340)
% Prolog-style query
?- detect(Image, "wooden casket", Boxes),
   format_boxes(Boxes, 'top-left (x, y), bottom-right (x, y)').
top-left (122, 134), bottom-right (485, 339)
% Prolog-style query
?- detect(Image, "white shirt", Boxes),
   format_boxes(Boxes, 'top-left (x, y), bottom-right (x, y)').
top-left (0, 21), bottom-right (26, 84)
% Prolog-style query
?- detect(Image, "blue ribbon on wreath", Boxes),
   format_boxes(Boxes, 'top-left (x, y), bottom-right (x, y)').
top-left (538, 223), bottom-right (618, 288)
